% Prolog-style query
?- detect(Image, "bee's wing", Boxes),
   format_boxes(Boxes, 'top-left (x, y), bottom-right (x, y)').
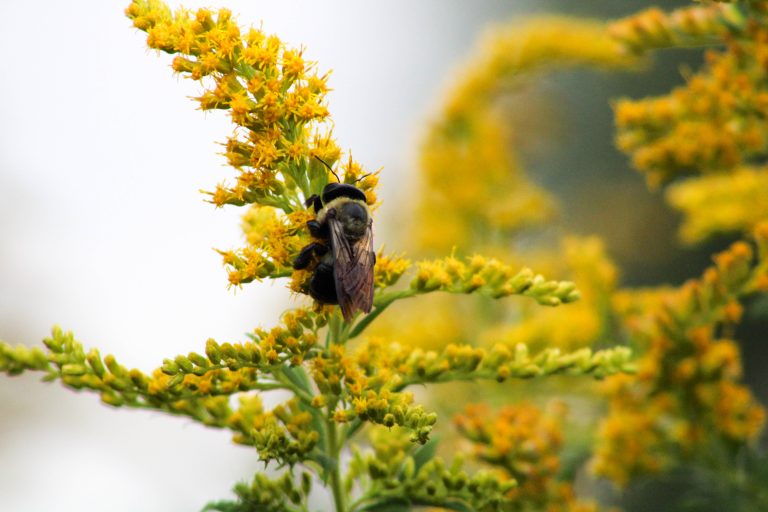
top-left (329, 218), bottom-right (375, 322)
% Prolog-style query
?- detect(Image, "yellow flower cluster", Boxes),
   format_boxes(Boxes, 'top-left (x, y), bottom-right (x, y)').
top-left (310, 343), bottom-right (438, 443)
top-left (408, 255), bottom-right (579, 306)
top-left (126, 0), bottom-right (380, 292)
top-left (666, 165), bottom-right (768, 244)
top-left (415, 17), bottom-right (639, 256)
top-left (288, 336), bottom-right (633, 444)
top-left (417, 109), bottom-right (554, 254)
top-left (126, 0), bottom-right (337, 210)
top-left (372, 252), bottom-right (411, 289)
top-left (351, 337), bottom-right (632, 389)
top-left (444, 17), bottom-right (633, 119)
top-left (614, 14), bottom-right (768, 187)
top-left (347, 254), bottom-right (585, 342)
top-left (591, 384), bottom-right (670, 486)
top-left (455, 402), bottom-right (563, 485)
top-left (167, 307), bottom-right (325, 377)
top-left (219, 206), bottom-right (313, 285)
top-left (608, 3), bottom-right (744, 54)
top-left (593, 234), bottom-right (768, 485)
top-left (455, 402), bottom-right (600, 512)
top-left (0, 327), bottom-right (328, 466)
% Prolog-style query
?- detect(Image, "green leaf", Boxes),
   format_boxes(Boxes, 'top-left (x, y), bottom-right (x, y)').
top-left (345, 418), bottom-right (364, 441)
top-left (280, 365), bottom-right (313, 394)
top-left (311, 452), bottom-right (338, 483)
top-left (284, 366), bottom-right (327, 460)
top-left (201, 500), bottom-right (238, 512)
top-left (412, 436), bottom-right (439, 474)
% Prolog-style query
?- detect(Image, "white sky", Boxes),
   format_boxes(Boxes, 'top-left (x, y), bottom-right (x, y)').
top-left (0, 1), bottom-right (522, 510)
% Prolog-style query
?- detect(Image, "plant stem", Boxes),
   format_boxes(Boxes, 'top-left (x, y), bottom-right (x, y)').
top-left (326, 419), bottom-right (346, 512)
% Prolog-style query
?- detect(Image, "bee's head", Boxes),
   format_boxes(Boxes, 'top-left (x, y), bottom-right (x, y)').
top-left (316, 183), bottom-right (370, 238)
top-left (336, 200), bottom-right (368, 239)
top-left (321, 183), bottom-right (367, 204)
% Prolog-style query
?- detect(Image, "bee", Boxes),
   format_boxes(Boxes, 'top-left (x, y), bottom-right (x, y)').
top-left (293, 159), bottom-right (375, 321)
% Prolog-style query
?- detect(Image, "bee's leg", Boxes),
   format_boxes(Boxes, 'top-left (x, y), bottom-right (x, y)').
top-left (293, 242), bottom-right (328, 270)
top-left (304, 194), bottom-right (323, 213)
top-left (307, 219), bottom-right (329, 239)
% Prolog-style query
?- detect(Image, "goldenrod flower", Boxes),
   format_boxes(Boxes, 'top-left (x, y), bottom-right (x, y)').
top-left (609, 3), bottom-right (745, 54)
top-left (126, 0), bottom-right (378, 292)
top-left (666, 166), bottom-right (768, 244)
top-left (594, 235), bottom-right (767, 486)
top-left (614, 13), bottom-right (768, 186)
top-left (455, 402), bottom-right (600, 511)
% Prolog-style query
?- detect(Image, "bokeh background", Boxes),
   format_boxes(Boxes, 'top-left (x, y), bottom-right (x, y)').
top-left (2, 1), bottom-right (763, 511)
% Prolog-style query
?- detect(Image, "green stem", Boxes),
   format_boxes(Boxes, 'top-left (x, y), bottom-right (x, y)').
top-left (349, 289), bottom-right (417, 339)
top-left (274, 368), bottom-right (315, 406)
top-left (326, 419), bottom-right (346, 512)
top-left (347, 492), bottom-right (376, 512)
top-left (327, 312), bottom-right (343, 348)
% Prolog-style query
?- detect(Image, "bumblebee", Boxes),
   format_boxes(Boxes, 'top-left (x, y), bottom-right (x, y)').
top-left (293, 177), bottom-right (375, 322)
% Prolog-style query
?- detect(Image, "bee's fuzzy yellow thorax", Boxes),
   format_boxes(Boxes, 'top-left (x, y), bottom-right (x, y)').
top-left (316, 197), bottom-right (370, 223)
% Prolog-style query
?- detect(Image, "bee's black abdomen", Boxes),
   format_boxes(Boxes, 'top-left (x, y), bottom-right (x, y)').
top-left (322, 183), bottom-right (366, 204)
top-left (308, 262), bottom-right (338, 304)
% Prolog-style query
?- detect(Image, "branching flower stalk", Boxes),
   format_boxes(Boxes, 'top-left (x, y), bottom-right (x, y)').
top-left (8, 0), bottom-right (767, 510)
top-left (0, 2), bottom-right (637, 512)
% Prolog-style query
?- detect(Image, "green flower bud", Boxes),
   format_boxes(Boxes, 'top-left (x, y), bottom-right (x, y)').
top-left (368, 459), bottom-right (387, 479)
top-left (384, 478), bottom-right (399, 489)
top-left (174, 355), bottom-right (194, 373)
top-left (166, 373), bottom-right (184, 389)
top-left (205, 339), bottom-right (221, 363)
top-left (104, 355), bottom-right (127, 377)
top-left (514, 343), bottom-right (529, 364)
top-left (220, 343), bottom-right (237, 359)
top-left (249, 346), bottom-right (262, 364)
top-left (100, 390), bottom-right (124, 407)
top-left (61, 363), bottom-right (86, 376)
top-left (161, 359), bottom-right (180, 375)
top-left (129, 369), bottom-right (148, 390)
top-left (514, 364), bottom-right (541, 378)
top-left (188, 352), bottom-right (209, 368)
top-left (301, 472), bottom-right (312, 495)
top-left (44, 329), bottom-right (64, 352)
top-left (86, 349), bottom-right (106, 378)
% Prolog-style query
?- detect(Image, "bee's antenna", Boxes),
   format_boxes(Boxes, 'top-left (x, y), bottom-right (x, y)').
top-left (314, 156), bottom-right (341, 183)
top-left (354, 172), bottom-right (373, 184)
